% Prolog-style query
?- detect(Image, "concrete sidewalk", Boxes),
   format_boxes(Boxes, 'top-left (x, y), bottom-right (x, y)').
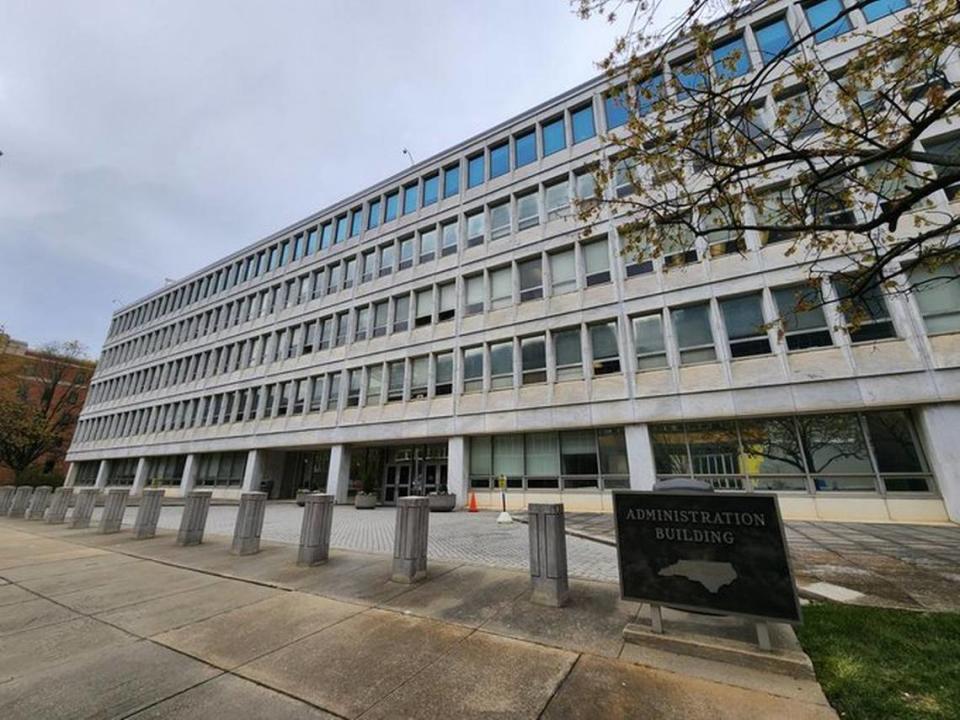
top-left (0, 518), bottom-right (836, 719)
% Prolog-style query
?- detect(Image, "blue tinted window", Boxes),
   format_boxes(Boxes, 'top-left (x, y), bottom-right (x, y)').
top-left (490, 143), bottom-right (509, 178)
top-left (754, 18), bottom-right (793, 64)
top-left (674, 61), bottom-right (706, 99)
top-left (350, 209), bottom-right (362, 237)
top-left (712, 36), bottom-right (751, 78)
top-left (443, 164), bottom-right (460, 197)
top-left (862, 0), bottom-right (909, 22)
top-left (384, 192), bottom-right (398, 222)
top-left (515, 130), bottom-right (537, 167)
top-left (422, 174), bottom-right (438, 206)
top-left (637, 74), bottom-right (664, 115)
top-left (542, 118), bottom-right (566, 156)
top-left (335, 217), bottom-right (347, 244)
top-left (571, 105), bottom-right (596, 144)
top-left (804, 0), bottom-right (853, 42)
top-left (293, 235), bottom-right (304, 260)
top-left (403, 183), bottom-right (418, 214)
top-left (368, 199), bottom-right (381, 229)
top-left (279, 241), bottom-right (290, 266)
top-left (605, 89), bottom-right (629, 129)
top-left (467, 154), bottom-right (484, 188)
top-left (306, 228), bottom-right (318, 255)
top-left (320, 223), bottom-right (332, 249)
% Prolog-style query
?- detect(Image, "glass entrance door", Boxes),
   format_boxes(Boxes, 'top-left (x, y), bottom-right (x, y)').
top-left (383, 464), bottom-right (412, 504)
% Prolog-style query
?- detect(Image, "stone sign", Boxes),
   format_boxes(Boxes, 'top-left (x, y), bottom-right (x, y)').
top-left (613, 491), bottom-right (801, 623)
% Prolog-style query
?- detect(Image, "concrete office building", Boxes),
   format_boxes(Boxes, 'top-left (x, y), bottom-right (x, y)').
top-left (66, 0), bottom-right (960, 523)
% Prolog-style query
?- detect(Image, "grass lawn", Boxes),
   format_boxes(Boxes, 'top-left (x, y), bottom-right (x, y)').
top-left (797, 603), bottom-right (960, 720)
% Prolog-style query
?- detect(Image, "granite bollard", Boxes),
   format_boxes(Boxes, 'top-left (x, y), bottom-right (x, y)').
top-left (70, 488), bottom-right (99, 529)
top-left (99, 487), bottom-right (130, 534)
top-left (133, 488), bottom-right (164, 539)
top-left (8, 486), bottom-right (33, 518)
top-left (177, 490), bottom-right (212, 546)
top-left (297, 493), bottom-right (334, 565)
top-left (528, 502), bottom-right (569, 607)
top-left (46, 487), bottom-right (74, 524)
top-left (232, 491), bottom-right (267, 555)
top-left (0, 485), bottom-right (15, 514)
top-left (27, 485), bottom-right (53, 520)
top-left (391, 496), bottom-right (429, 584)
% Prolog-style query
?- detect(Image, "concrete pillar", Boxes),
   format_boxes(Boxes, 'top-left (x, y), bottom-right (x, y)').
top-left (47, 487), bottom-right (73, 524)
top-left (232, 491), bottom-right (267, 555)
top-left (27, 486), bottom-right (52, 520)
top-left (133, 488), bottom-right (165, 539)
top-left (297, 493), bottom-right (334, 565)
top-left (64, 463), bottom-right (78, 488)
top-left (625, 423), bottom-right (657, 491)
top-left (177, 490), bottom-right (211, 545)
top-left (94, 460), bottom-right (110, 490)
top-left (241, 450), bottom-right (263, 492)
top-left (70, 488), bottom-right (98, 529)
top-left (8, 486), bottom-right (33, 518)
top-left (180, 454), bottom-right (198, 496)
top-left (391, 496), bottom-right (429, 584)
top-left (0, 485), bottom-right (15, 514)
top-left (131, 458), bottom-right (149, 496)
top-left (446, 436), bottom-right (468, 509)
top-left (326, 445), bottom-right (351, 503)
top-left (527, 502), bottom-right (569, 607)
top-left (99, 488), bottom-right (130, 534)
top-left (916, 403), bottom-right (960, 522)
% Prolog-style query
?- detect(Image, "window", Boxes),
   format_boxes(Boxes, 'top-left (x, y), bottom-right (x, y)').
top-left (384, 191), bottom-right (399, 222)
top-left (804, 0), bottom-right (853, 42)
top-left (393, 294), bottom-right (410, 332)
top-left (318, 317), bottom-right (333, 350)
top-left (350, 208), bottom-right (363, 237)
top-left (373, 301), bottom-right (388, 337)
top-left (516, 191), bottom-right (539, 230)
top-left (777, 86), bottom-right (821, 139)
top-left (518, 257), bottom-right (543, 301)
top-left (325, 372), bottom-right (341, 411)
top-left (494, 435), bottom-right (524, 486)
top-left (712, 35), bottom-right (751, 78)
top-left (590, 321), bottom-right (621, 374)
top-left (811, 180), bottom-right (856, 227)
top-left (346, 370), bottom-right (361, 407)
top-left (196, 452), bottom-right (247, 488)
top-left (463, 347), bottom-right (483, 392)
top-left (366, 365), bottom-right (382, 405)
top-left (605, 88), bottom-right (629, 130)
top-left (583, 238), bottom-right (611, 286)
top-left (613, 157), bottom-right (637, 198)
top-left (415, 288), bottom-right (433, 327)
top-left (550, 248), bottom-right (577, 295)
top-left (720, 293), bottom-right (771, 357)
top-left (637, 73), bottom-right (665, 115)
top-left (561, 431), bottom-right (598, 481)
top-left (545, 179), bottom-right (569, 220)
top-left (521, 335), bottom-right (547, 384)
top-left (419, 228), bottom-right (436, 263)
top-left (327, 263), bottom-right (341, 294)
top-left (524, 433), bottom-right (560, 488)
top-left (335, 215), bottom-right (348, 244)
top-left (303, 320), bottom-right (317, 353)
top-left (490, 266), bottom-right (512, 309)
top-left (368, 199), bottom-right (382, 230)
top-left (489, 341), bottom-right (513, 389)
top-left (866, 411), bottom-right (930, 492)
top-left (755, 185), bottom-right (801, 244)
top-left (398, 236), bottom-right (413, 270)
top-left (466, 210), bottom-right (485, 246)
top-left (309, 377), bottom-right (323, 412)
top-left (335, 312), bottom-right (349, 347)
top-left (515, 130), bottom-right (537, 167)
top-left (443, 163), bottom-right (460, 198)
top-left (354, 306), bottom-right (369, 341)
top-left (435, 352), bottom-right (453, 396)
top-left (801, 414), bottom-right (876, 491)
top-left (490, 142), bottom-right (509, 179)
top-left (318, 222), bottom-right (332, 250)
top-left (341, 257), bottom-right (356, 290)
top-left (542, 117), bottom-right (566, 155)
top-left (441, 220), bottom-right (459, 256)
top-left (467, 153), bottom-right (484, 188)
top-left (908, 263), bottom-right (960, 334)
top-left (673, 57), bottom-right (706, 99)
top-left (773, 284), bottom-right (834, 349)
top-left (410, 356), bottom-right (429, 399)
top-left (379, 243), bottom-right (395, 276)
top-left (465, 274), bottom-right (484, 315)
top-left (571, 104), bottom-right (595, 143)
top-left (292, 234), bottom-right (304, 261)
top-left (921, 135), bottom-right (960, 201)
top-left (673, 303), bottom-right (717, 363)
top-left (575, 169), bottom-right (597, 205)
top-left (633, 313), bottom-right (668, 369)
top-left (438, 282), bottom-right (456, 322)
top-left (403, 182), bottom-right (418, 215)
top-left (490, 201), bottom-right (511, 239)
top-left (862, 0), bottom-right (909, 22)
top-left (832, 277), bottom-right (895, 342)
top-left (753, 16), bottom-right (793, 65)
top-left (422, 173), bottom-right (439, 206)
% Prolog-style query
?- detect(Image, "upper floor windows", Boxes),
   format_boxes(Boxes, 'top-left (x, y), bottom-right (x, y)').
top-left (571, 104), bottom-right (596, 144)
top-left (349, 208), bottom-right (363, 237)
top-left (773, 284), bottom-right (833, 349)
top-left (384, 191), bottom-right (399, 222)
top-left (515, 130), bottom-right (537, 168)
top-left (368, 199), bottom-right (381, 230)
top-left (542, 117), bottom-right (566, 156)
top-left (712, 35), bottom-right (751, 79)
top-left (753, 16), bottom-right (793, 64)
top-left (908, 263), bottom-right (960, 335)
top-left (467, 153), bottom-right (484, 188)
top-left (335, 215), bottom-right (348, 244)
top-left (490, 142), bottom-right (510, 179)
top-left (403, 182), bottom-right (418, 215)
top-left (804, 0), bottom-right (853, 43)
top-left (443, 164), bottom-right (460, 198)
top-left (637, 74), bottom-right (665, 116)
top-left (862, 0), bottom-right (909, 22)
top-left (605, 88), bottom-right (629, 130)
top-left (720, 293), bottom-right (771, 357)
top-left (422, 173), bottom-right (439, 207)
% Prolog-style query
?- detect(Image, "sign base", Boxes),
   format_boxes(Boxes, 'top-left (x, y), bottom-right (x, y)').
top-left (496, 511), bottom-right (513, 524)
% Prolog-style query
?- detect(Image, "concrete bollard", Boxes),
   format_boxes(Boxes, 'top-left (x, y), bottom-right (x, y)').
top-left (177, 490), bottom-right (212, 546)
top-left (391, 496), bottom-right (429, 584)
top-left (8, 486), bottom-right (34, 518)
top-left (46, 487), bottom-right (74, 524)
top-left (0, 485), bottom-right (15, 514)
top-left (527, 503), bottom-right (569, 607)
top-left (98, 488), bottom-right (130, 534)
top-left (232, 491), bottom-right (267, 555)
top-left (27, 485), bottom-right (53, 520)
top-left (297, 493), bottom-right (334, 565)
top-left (133, 488), bottom-right (165, 539)
top-left (70, 488), bottom-right (99, 529)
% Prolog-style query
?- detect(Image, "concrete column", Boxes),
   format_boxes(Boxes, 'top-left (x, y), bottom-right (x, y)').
top-left (133, 488), bottom-right (165, 539)
top-left (8, 486), bottom-right (33, 518)
top-left (446, 436), bottom-right (468, 509)
top-left (241, 450), bottom-right (263, 492)
top-left (326, 445), bottom-right (351, 503)
top-left (70, 488), bottom-right (98, 529)
top-left (46, 487), bottom-right (73, 524)
top-left (527, 502), bottom-right (569, 607)
top-left (232, 491), bottom-right (267, 555)
top-left (916, 403), bottom-right (960, 522)
top-left (64, 463), bottom-right (78, 488)
top-left (391, 496), bottom-right (429, 584)
top-left (180, 454), bottom-right (199, 496)
top-left (94, 460), bottom-right (110, 490)
top-left (131, 458), bottom-right (149, 496)
top-left (177, 490), bottom-right (212, 546)
top-left (625, 423), bottom-right (657, 491)
top-left (98, 488), bottom-right (130, 534)
top-left (27, 486), bottom-right (52, 520)
top-left (297, 493), bottom-right (335, 565)
top-left (0, 486), bottom-right (15, 514)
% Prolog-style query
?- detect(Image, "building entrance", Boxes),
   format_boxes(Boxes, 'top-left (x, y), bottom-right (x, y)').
top-left (380, 444), bottom-right (448, 504)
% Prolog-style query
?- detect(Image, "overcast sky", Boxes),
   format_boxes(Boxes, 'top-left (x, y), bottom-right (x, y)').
top-left (0, 0), bottom-right (620, 357)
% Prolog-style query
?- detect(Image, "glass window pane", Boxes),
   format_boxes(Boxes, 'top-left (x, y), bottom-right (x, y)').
top-left (490, 143), bottom-right (509, 179)
top-left (686, 421), bottom-right (741, 477)
top-left (713, 36), bottom-right (751, 78)
top-left (436, 352), bottom-right (453, 384)
top-left (384, 192), bottom-right (398, 221)
top-left (598, 428), bottom-right (628, 475)
top-left (571, 105), bottom-right (595, 143)
top-left (463, 347), bottom-right (484, 381)
top-left (909, 264), bottom-right (960, 334)
top-left (862, 0), bottom-right (909, 22)
top-left (515, 130), bottom-right (537, 167)
top-left (403, 183), bottom-right (418, 214)
top-left (590, 322), bottom-right (618, 359)
top-left (637, 74), bottom-right (664, 115)
top-left (865, 411), bottom-right (924, 473)
top-left (583, 239), bottom-right (609, 274)
top-left (798, 413), bottom-right (874, 476)
top-left (650, 423), bottom-right (689, 475)
top-left (443, 164), bottom-right (460, 198)
top-left (467, 154), bottom-right (484, 188)
top-left (422, 174), bottom-right (438, 206)
top-left (673, 303), bottom-right (716, 362)
top-left (804, 0), bottom-right (853, 43)
top-left (633, 314), bottom-right (667, 368)
top-left (521, 335), bottom-right (546, 381)
top-left (550, 248), bottom-right (576, 294)
top-left (493, 435), bottom-right (524, 477)
top-left (721, 293), bottom-right (767, 340)
top-left (466, 275), bottom-right (484, 305)
top-left (490, 267), bottom-right (512, 307)
top-left (519, 258), bottom-right (542, 292)
top-left (560, 431), bottom-right (598, 475)
top-left (542, 117), bottom-right (566, 156)
top-left (554, 329), bottom-right (582, 370)
top-left (754, 17), bottom-right (793, 65)
top-left (605, 88), bottom-right (629, 129)
top-left (739, 417), bottom-right (807, 474)
top-left (470, 436), bottom-right (492, 475)
top-left (525, 433), bottom-right (560, 476)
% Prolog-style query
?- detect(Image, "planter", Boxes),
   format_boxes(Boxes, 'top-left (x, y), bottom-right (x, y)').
top-left (428, 493), bottom-right (457, 512)
top-left (355, 493), bottom-right (378, 509)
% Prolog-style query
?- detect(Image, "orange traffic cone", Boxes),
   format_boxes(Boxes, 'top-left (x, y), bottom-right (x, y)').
top-left (468, 491), bottom-right (479, 513)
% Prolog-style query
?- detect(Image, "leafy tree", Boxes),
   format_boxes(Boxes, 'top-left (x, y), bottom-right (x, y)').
top-left (575, 0), bottom-right (960, 326)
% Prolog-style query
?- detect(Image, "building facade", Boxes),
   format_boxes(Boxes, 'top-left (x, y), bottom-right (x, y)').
top-left (66, 0), bottom-right (960, 523)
